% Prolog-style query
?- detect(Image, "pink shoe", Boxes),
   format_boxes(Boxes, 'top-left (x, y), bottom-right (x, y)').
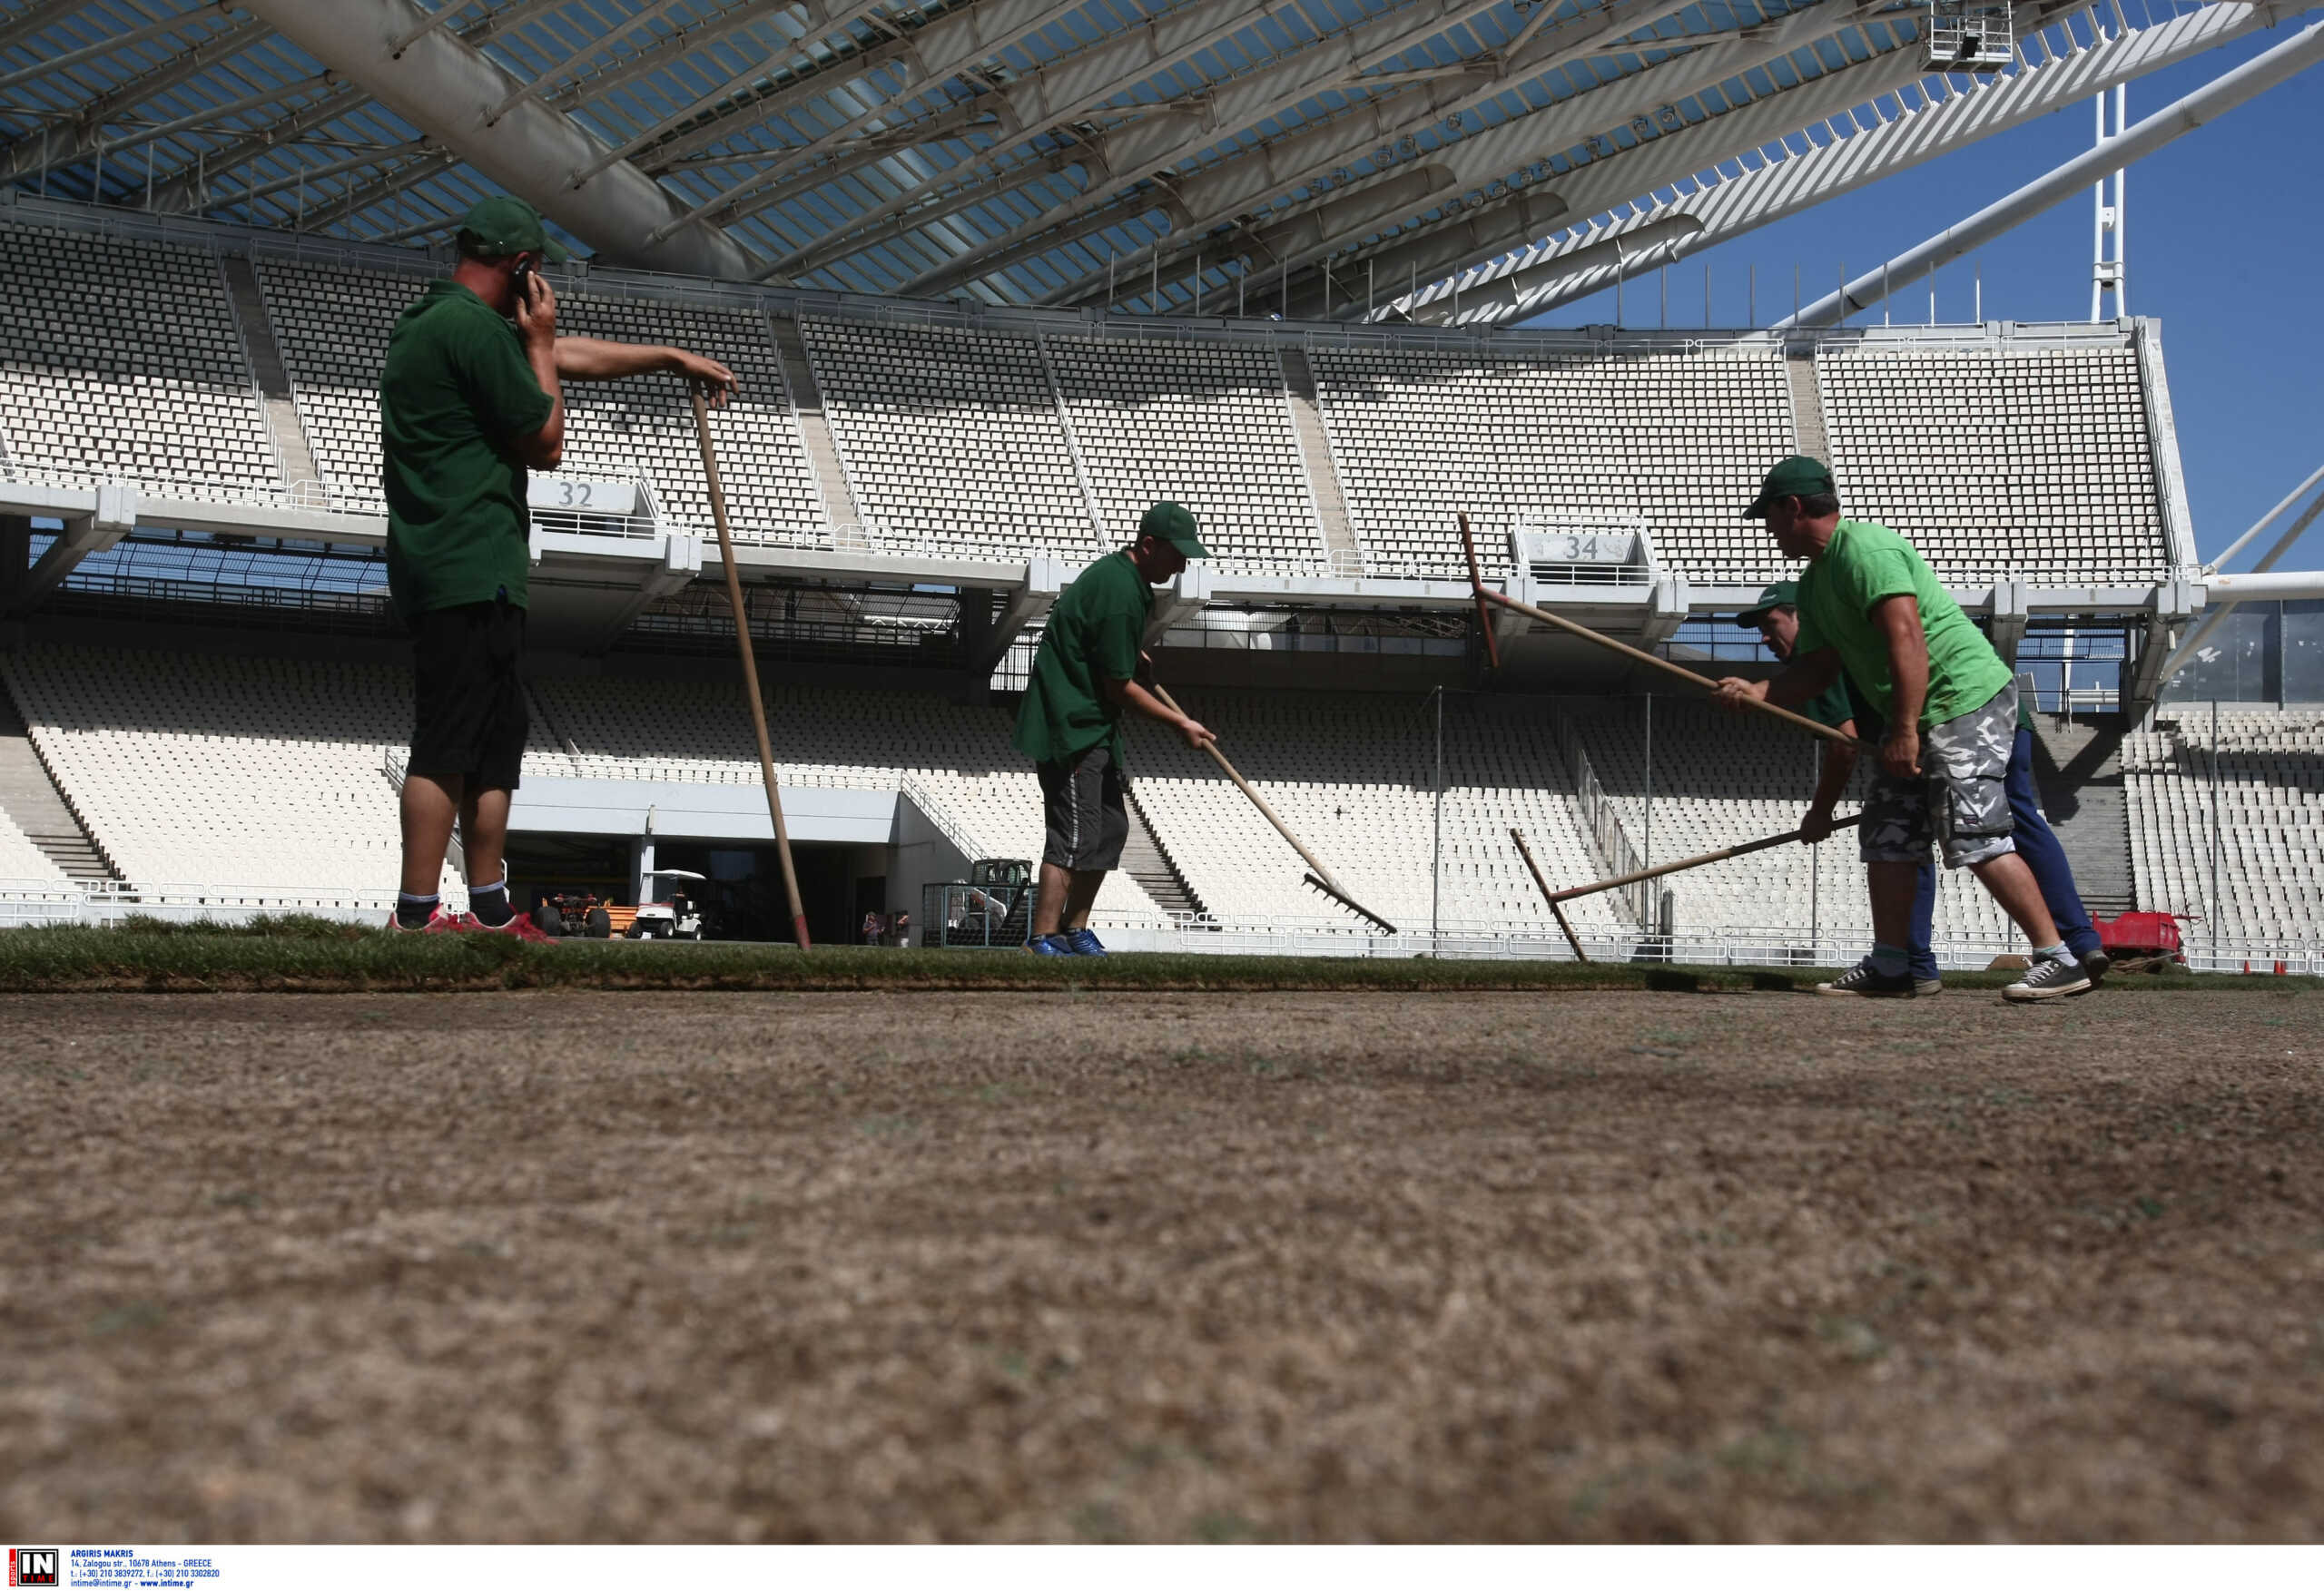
top-left (454, 910), bottom-right (558, 944)
top-left (387, 905), bottom-right (463, 934)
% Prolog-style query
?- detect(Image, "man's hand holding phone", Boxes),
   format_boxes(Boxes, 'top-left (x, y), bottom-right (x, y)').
top-left (513, 256), bottom-right (557, 354)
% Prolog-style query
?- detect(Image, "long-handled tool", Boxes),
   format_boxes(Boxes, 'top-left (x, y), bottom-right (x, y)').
top-left (1147, 683), bottom-right (1400, 935)
top-left (1508, 827), bottom-right (1590, 962)
top-left (1543, 812), bottom-right (1864, 904)
top-left (1459, 512), bottom-right (1502, 673)
top-left (1456, 516), bottom-right (1866, 752)
top-left (691, 386), bottom-right (812, 949)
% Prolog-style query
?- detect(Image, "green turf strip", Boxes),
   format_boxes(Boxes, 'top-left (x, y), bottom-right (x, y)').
top-left (0, 916), bottom-right (2306, 995)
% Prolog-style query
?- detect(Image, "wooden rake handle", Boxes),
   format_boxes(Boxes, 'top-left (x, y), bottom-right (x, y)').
top-left (691, 385), bottom-right (812, 949)
top-left (1457, 513), bottom-right (1502, 673)
top-left (1459, 559), bottom-right (1872, 752)
top-left (1147, 682), bottom-right (1348, 899)
top-left (1509, 826), bottom-right (1588, 962)
top-left (1547, 812), bottom-right (1865, 903)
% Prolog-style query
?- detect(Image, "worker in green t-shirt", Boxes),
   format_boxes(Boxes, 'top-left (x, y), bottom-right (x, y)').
top-left (1736, 579), bottom-right (2107, 997)
top-left (381, 196), bottom-right (737, 938)
top-left (1714, 457), bottom-right (2093, 1003)
top-left (1014, 502), bottom-right (1217, 956)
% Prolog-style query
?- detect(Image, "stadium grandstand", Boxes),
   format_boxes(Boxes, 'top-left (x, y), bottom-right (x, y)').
top-left (1, 0), bottom-right (2320, 967)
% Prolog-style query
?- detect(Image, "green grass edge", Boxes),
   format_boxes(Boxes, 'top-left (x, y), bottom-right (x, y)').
top-left (0, 918), bottom-right (2308, 995)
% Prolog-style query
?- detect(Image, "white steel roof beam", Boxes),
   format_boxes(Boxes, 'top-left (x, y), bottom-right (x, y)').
top-left (1424, 0), bottom-right (2291, 324)
top-left (1775, 15), bottom-right (2324, 328)
top-left (710, 0), bottom-right (1322, 255)
top-left (888, 0), bottom-right (1705, 294)
top-left (285, 145), bottom-right (464, 232)
top-left (566, 0), bottom-right (903, 183)
top-left (239, 0), bottom-right (759, 276)
top-left (791, 0), bottom-right (1625, 280)
top-left (135, 0), bottom-right (575, 212)
top-left (640, 0), bottom-right (1098, 247)
top-left (507, 0), bottom-right (799, 123)
top-left (1088, 0), bottom-right (1896, 302)
top-left (0, 12), bottom-right (272, 179)
top-left (1345, 5), bottom-right (2110, 317)
top-left (0, 4), bottom-right (241, 93)
top-left (625, 34), bottom-right (920, 173)
top-left (703, 0), bottom-right (1304, 238)
top-left (0, 3), bottom-right (95, 56)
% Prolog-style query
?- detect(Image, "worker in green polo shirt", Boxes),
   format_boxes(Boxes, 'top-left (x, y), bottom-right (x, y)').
top-left (1713, 457), bottom-right (2093, 1002)
top-left (1736, 579), bottom-right (2108, 997)
top-left (1014, 503), bottom-right (1217, 956)
top-left (382, 195), bottom-right (737, 938)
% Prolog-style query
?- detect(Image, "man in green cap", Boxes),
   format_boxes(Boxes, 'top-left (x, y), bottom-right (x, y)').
top-left (1714, 457), bottom-right (2093, 1001)
top-left (1735, 579), bottom-right (2107, 996)
top-left (1014, 502), bottom-right (1218, 956)
top-left (381, 195), bottom-right (738, 937)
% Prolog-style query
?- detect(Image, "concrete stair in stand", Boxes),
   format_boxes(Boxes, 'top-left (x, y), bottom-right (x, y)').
top-left (0, 685), bottom-right (117, 884)
top-left (1123, 790), bottom-right (1204, 918)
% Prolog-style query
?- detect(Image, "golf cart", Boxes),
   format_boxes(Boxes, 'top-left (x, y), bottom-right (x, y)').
top-left (626, 869), bottom-right (708, 940)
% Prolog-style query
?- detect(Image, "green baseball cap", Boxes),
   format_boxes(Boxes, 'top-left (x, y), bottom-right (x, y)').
top-left (1743, 455), bottom-right (1834, 518)
top-left (457, 195), bottom-right (571, 261)
top-left (1733, 579), bottom-right (1800, 628)
top-left (1139, 501), bottom-right (1208, 557)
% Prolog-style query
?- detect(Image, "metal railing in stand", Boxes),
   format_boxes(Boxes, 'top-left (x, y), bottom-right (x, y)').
top-left (1541, 710), bottom-right (1653, 929)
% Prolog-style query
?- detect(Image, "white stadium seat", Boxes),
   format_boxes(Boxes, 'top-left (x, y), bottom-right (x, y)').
top-left (2122, 708), bottom-right (2324, 941)
top-left (801, 317), bottom-right (1098, 559)
top-left (0, 227), bottom-right (281, 497)
top-left (1046, 335), bottom-right (1327, 568)
top-left (1819, 346), bottom-right (2169, 581)
top-left (1309, 344), bottom-right (1795, 580)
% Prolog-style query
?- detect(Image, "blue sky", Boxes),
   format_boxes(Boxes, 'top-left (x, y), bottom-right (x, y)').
top-left (1522, 18), bottom-right (2324, 573)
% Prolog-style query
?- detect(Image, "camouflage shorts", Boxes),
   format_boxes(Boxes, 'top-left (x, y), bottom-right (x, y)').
top-left (1859, 682), bottom-right (2019, 869)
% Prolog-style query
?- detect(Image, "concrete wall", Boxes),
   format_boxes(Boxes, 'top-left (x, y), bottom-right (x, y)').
top-left (887, 799), bottom-right (975, 946)
top-left (508, 776), bottom-right (899, 845)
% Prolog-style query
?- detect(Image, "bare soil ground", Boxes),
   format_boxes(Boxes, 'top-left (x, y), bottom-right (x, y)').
top-left (4, 987), bottom-right (2320, 1543)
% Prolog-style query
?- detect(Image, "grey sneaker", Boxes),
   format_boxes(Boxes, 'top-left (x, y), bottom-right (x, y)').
top-left (1817, 959), bottom-right (1918, 997)
top-left (1914, 977), bottom-right (1945, 997)
top-left (2004, 955), bottom-right (2093, 1003)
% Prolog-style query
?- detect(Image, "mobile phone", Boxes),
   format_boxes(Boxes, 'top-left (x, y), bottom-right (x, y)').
top-left (512, 255), bottom-right (535, 285)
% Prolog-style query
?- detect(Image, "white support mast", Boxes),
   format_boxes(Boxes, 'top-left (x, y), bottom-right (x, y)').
top-left (2093, 81), bottom-right (2129, 319)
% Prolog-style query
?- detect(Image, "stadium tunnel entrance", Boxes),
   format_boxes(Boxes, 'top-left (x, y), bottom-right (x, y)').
top-left (502, 831), bottom-right (902, 945)
top-left (501, 779), bottom-right (971, 944)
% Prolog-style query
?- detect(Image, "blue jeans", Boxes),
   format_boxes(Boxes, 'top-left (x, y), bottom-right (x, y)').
top-left (1907, 727), bottom-right (2100, 978)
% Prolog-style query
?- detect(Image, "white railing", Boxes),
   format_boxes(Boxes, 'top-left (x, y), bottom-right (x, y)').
top-left (0, 878), bottom-right (466, 928)
top-left (1541, 712), bottom-right (1652, 929)
top-left (1, 876), bottom-right (2316, 968)
top-left (1090, 918), bottom-right (2324, 971)
top-left (896, 772), bottom-right (990, 865)
top-left (0, 461), bottom-right (372, 516)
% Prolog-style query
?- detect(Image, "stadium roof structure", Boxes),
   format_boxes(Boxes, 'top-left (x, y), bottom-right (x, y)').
top-left (0, 0), bottom-right (2310, 326)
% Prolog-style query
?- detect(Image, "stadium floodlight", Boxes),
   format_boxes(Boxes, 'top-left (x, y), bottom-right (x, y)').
top-left (1923, 0), bottom-right (2015, 73)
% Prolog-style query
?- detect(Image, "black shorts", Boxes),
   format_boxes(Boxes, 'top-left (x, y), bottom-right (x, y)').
top-left (407, 598), bottom-right (527, 791)
top-left (1038, 742), bottom-right (1128, 872)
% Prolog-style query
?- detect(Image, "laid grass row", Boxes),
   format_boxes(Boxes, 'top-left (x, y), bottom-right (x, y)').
top-left (0, 918), bottom-right (2307, 995)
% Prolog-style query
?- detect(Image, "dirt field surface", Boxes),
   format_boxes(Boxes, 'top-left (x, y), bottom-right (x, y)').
top-left (5, 987), bottom-right (2320, 1543)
